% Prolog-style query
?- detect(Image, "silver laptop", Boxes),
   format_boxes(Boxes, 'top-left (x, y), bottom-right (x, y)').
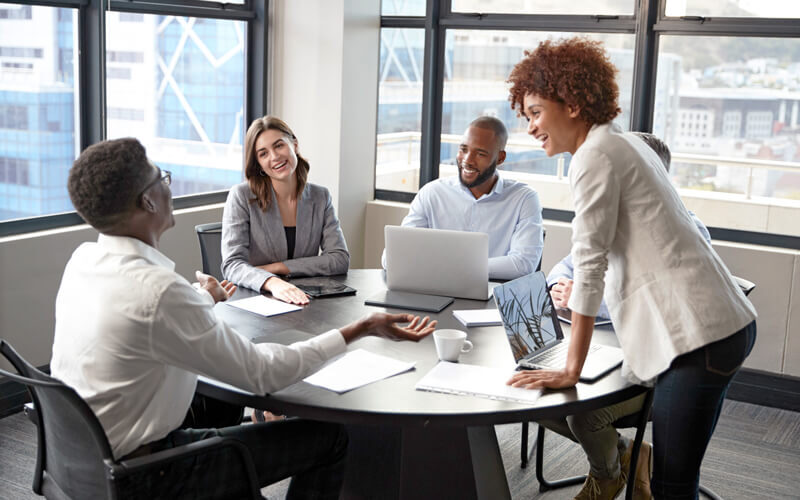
top-left (494, 271), bottom-right (624, 382)
top-left (384, 225), bottom-right (491, 301)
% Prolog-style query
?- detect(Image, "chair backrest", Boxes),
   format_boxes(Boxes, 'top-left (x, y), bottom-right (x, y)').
top-left (196, 222), bottom-right (224, 281)
top-left (0, 340), bottom-right (115, 499)
top-left (733, 275), bottom-right (756, 297)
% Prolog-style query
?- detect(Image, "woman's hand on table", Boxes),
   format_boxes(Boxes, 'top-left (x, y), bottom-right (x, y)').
top-left (340, 313), bottom-right (437, 343)
top-left (506, 368), bottom-right (580, 390)
top-left (263, 276), bottom-right (309, 305)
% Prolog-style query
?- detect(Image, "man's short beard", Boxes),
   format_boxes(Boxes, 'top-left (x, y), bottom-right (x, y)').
top-left (459, 160), bottom-right (497, 189)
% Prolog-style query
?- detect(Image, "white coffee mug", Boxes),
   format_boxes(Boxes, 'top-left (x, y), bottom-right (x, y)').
top-left (433, 329), bottom-right (473, 362)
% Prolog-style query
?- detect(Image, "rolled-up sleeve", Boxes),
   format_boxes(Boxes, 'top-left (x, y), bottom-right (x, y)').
top-left (285, 189), bottom-right (350, 277)
top-left (221, 187), bottom-right (275, 292)
top-left (152, 283), bottom-right (346, 395)
top-left (567, 149), bottom-right (619, 317)
top-left (546, 254), bottom-right (575, 286)
top-left (488, 190), bottom-right (543, 280)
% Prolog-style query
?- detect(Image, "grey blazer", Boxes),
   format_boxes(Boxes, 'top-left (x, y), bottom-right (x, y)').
top-left (221, 181), bottom-right (350, 291)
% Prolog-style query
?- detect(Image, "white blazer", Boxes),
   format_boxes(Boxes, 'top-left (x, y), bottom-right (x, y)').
top-left (567, 122), bottom-right (757, 381)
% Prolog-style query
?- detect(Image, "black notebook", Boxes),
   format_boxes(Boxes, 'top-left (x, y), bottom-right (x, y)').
top-left (288, 277), bottom-right (357, 298)
top-left (365, 290), bottom-right (453, 313)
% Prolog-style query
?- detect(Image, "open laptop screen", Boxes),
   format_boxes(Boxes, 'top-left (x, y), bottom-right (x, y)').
top-left (493, 271), bottom-right (561, 363)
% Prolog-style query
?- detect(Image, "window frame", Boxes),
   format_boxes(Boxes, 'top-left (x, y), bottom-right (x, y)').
top-left (0, 0), bottom-right (268, 237)
top-left (377, 0), bottom-right (800, 249)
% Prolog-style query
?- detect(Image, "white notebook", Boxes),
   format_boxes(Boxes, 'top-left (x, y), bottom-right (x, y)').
top-left (415, 362), bottom-right (542, 405)
top-left (452, 309), bottom-right (503, 327)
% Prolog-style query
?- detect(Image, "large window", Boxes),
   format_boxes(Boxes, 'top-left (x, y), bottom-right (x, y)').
top-left (656, 36), bottom-right (800, 205)
top-left (376, 28), bottom-right (424, 193)
top-left (105, 13), bottom-right (245, 198)
top-left (377, 0), bottom-right (800, 245)
top-left (0, 0), bottom-right (263, 235)
top-left (0, 4), bottom-right (78, 223)
top-left (438, 31), bottom-right (634, 184)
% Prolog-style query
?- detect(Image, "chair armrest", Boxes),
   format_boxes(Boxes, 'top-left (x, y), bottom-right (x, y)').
top-left (106, 436), bottom-right (261, 498)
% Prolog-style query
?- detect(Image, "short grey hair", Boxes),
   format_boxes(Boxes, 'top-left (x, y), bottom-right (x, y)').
top-left (632, 132), bottom-right (671, 172)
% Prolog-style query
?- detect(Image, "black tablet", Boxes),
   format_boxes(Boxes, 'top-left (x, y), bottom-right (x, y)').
top-left (556, 308), bottom-right (612, 327)
top-left (289, 277), bottom-right (357, 298)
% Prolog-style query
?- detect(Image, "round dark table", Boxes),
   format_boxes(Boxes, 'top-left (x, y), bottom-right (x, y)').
top-left (197, 269), bottom-right (644, 500)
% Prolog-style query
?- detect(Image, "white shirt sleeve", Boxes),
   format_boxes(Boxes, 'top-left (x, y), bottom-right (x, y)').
top-left (567, 148), bottom-right (619, 318)
top-left (150, 282), bottom-right (346, 395)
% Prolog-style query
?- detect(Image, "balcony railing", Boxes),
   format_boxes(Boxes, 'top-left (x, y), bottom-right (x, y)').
top-left (376, 132), bottom-right (800, 202)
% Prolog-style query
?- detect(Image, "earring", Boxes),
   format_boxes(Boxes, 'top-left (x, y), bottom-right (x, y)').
top-left (259, 170), bottom-right (266, 177)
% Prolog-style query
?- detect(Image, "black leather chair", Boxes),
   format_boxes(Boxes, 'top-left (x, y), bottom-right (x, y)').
top-left (196, 222), bottom-right (224, 281)
top-left (0, 340), bottom-right (262, 500)
top-left (520, 275), bottom-right (756, 500)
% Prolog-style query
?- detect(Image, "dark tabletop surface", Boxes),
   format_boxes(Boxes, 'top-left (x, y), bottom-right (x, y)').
top-left (199, 269), bottom-right (644, 427)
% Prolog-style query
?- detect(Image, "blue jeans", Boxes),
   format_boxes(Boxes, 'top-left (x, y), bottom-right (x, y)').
top-left (651, 320), bottom-right (757, 499)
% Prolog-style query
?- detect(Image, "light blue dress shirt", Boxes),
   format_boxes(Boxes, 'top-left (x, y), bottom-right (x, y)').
top-left (547, 211), bottom-right (712, 321)
top-left (384, 175), bottom-right (544, 280)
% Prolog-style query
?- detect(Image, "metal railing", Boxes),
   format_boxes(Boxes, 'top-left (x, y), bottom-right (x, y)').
top-left (376, 132), bottom-right (800, 201)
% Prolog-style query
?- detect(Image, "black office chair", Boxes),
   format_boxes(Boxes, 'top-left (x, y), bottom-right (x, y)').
top-left (520, 275), bottom-right (756, 500)
top-left (196, 222), bottom-right (224, 281)
top-left (0, 339), bottom-right (263, 500)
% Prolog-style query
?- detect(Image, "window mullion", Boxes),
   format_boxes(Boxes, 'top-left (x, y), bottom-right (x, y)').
top-left (419, 0), bottom-right (445, 187)
top-left (79, 0), bottom-right (106, 149)
top-left (630, 0), bottom-right (659, 132)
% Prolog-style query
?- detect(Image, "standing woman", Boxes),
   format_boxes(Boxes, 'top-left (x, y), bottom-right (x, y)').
top-left (506, 38), bottom-right (757, 499)
top-left (222, 116), bottom-right (350, 304)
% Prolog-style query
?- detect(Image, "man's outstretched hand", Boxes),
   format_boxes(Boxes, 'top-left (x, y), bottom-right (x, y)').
top-left (340, 313), bottom-right (437, 344)
top-left (196, 271), bottom-right (237, 304)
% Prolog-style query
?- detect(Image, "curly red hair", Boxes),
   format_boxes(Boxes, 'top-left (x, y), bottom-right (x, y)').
top-left (508, 37), bottom-right (621, 125)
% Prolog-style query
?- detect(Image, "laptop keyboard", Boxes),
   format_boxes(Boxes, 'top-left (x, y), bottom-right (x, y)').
top-left (523, 343), bottom-right (601, 369)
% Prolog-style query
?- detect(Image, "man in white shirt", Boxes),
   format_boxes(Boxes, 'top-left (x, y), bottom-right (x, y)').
top-left (51, 137), bottom-right (436, 499)
top-left (382, 116), bottom-right (544, 280)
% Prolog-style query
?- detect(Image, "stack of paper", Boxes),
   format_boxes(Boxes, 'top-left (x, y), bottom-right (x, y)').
top-left (226, 295), bottom-right (302, 317)
top-left (415, 362), bottom-right (542, 405)
top-left (303, 349), bottom-right (416, 393)
top-left (452, 309), bottom-right (503, 327)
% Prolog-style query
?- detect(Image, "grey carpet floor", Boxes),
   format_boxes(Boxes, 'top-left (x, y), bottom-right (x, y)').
top-left (1, 400), bottom-right (797, 499)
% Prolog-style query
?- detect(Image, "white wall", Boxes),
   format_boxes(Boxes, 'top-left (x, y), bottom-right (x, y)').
top-left (271, 0), bottom-right (380, 268)
top-left (363, 200), bottom-right (800, 377)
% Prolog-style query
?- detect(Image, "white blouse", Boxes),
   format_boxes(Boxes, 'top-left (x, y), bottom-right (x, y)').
top-left (567, 123), bottom-right (756, 381)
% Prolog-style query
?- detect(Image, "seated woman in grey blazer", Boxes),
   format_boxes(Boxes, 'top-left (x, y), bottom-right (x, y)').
top-left (222, 116), bottom-right (350, 304)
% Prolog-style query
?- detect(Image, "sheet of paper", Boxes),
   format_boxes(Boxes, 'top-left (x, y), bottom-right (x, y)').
top-left (415, 362), bottom-right (542, 405)
top-left (304, 349), bottom-right (416, 393)
top-left (225, 295), bottom-right (302, 317)
top-left (452, 309), bottom-right (503, 327)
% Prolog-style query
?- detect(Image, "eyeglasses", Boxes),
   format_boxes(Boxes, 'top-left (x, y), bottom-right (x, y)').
top-left (139, 167), bottom-right (172, 197)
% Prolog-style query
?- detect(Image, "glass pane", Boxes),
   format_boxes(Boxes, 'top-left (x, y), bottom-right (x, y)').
top-left (0, 5), bottom-right (79, 223)
top-left (382, 0), bottom-right (426, 16)
top-left (440, 31), bottom-right (635, 182)
top-left (106, 13), bottom-right (245, 197)
top-left (452, 0), bottom-right (634, 16)
top-left (376, 28), bottom-right (425, 194)
top-left (656, 36), bottom-right (800, 236)
top-left (666, 0), bottom-right (800, 18)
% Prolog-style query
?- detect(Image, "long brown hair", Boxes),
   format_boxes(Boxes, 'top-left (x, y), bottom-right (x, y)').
top-left (244, 116), bottom-right (310, 211)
